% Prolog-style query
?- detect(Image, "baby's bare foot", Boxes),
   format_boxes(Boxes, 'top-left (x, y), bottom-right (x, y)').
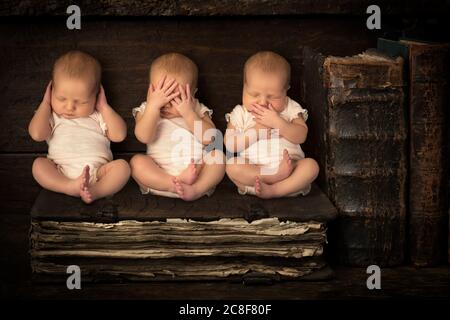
top-left (261, 149), bottom-right (294, 184)
top-left (254, 176), bottom-right (276, 199)
top-left (65, 165), bottom-right (89, 197)
top-left (276, 149), bottom-right (294, 180)
top-left (79, 166), bottom-right (95, 204)
top-left (177, 159), bottom-right (200, 185)
top-left (173, 177), bottom-right (201, 201)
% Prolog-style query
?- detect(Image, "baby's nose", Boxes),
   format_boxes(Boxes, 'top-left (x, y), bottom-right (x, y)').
top-left (258, 97), bottom-right (268, 106)
top-left (67, 102), bottom-right (76, 111)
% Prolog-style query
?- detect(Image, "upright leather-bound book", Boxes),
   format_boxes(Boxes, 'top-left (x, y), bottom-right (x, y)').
top-left (302, 47), bottom-right (407, 266)
top-left (378, 38), bottom-right (449, 266)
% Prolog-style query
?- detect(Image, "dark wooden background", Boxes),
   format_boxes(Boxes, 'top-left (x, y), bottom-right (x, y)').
top-left (2, 0), bottom-right (448, 16)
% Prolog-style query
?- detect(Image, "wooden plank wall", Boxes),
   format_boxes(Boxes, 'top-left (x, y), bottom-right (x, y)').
top-left (2, 0), bottom-right (447, 16)
top-left (0, 16), bottom-right (376, 215)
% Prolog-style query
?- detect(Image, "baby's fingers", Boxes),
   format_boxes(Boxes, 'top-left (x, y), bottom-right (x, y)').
top-left (157, 75), bottom-right (167, 90)
top-left (98, 85), bottom-right (106, 98)
top-left (167, 91), bottom-right (181, 101)
top-left (147, 84), bottom-right (155, 99)
top-left (173, 96), bottom-right (182, 105)
top-left (46, 80), bottom-right (52, 92)
top-left (251, 107), bottom-right (264, 116)
top-left (162, 77), bottom-right (176, 92)
top-left (252, 103), bottom-right (267, 111)
top-left (186, 83), bottom-right (191, 100)
top-left (43, 80), bottom-right (52, 102)
top-left (164, 80), bottom-right (178, 95)
top-left (179, 84), bottom-right (187, 100)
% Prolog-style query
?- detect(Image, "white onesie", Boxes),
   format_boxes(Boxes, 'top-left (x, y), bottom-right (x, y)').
top-left (225, 97), bottom-right (311, 196)
top-left (132, 100), bottom-right (215, 198)
top-left (47, 111), bottom-right (113, 184)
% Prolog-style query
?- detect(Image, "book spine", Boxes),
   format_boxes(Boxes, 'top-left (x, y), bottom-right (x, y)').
top-left (408, 45), bottom-right (449, 266)
top-left (302, 48), bottom-right (407, 266)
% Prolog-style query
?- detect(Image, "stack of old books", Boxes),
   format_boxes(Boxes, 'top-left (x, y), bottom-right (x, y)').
top-left (30, 180), bottom-right (337, 282)
top-left (302, 41), bottom-right (449, 267)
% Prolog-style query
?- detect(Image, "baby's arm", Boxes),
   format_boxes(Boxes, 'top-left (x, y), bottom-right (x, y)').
top-left (28, 81), bottom-right (53, 142)
top-left (95, 86), bottom-right (127, 142)
top-left (135, 76), bottom-right (179, 144)
top-left (171, 83), bottom-right (215, 145)
top-left (251, 103), bottom-right (308, 144)
top-left (184, 112), bottom-right (216, 145)
top-left (277, 117), bottom-right (308, 144)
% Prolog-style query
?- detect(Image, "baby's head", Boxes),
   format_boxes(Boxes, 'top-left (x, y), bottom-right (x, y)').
top-left (242, 51), bottom-right (290, 113)
top-left (149, 53), bottom-right (198, 118)
top-left (51, 50), bottom-right (101, 119)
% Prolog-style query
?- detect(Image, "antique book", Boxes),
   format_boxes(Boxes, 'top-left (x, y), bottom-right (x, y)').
top-left (302, 47), bottom-right (407, 266)
top-left (378, 38), bottom-right (449, 266)
top-left (30, 180), bottom-right (337, 282)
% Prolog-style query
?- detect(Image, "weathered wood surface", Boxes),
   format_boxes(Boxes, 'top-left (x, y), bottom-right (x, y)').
top-left (1, 0), bottom-right (448, 16)
top-left (302, 48), bottom-right (408, 266)
top-left (10, 266), bottom-right (450, 299)
top-left (0, 154), bottom-right (41, 215)
top-left (0, 17), bottom-right (376, 153)
top-left (31, 179), bottom-right (337, 223)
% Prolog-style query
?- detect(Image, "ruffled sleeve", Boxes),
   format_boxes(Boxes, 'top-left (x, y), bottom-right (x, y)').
top-left (132, 101), bottom-right (147, 119)
top-left (90, 111), bottom-right (108, 135)
top-left (283, 97), bottom-right (308, 123)
top-left (45, 112), bottom-right (57, 143)
top-left (225, 105), bottom-right (255, 133)
top-left (195, 100), bottom-right (213, 118)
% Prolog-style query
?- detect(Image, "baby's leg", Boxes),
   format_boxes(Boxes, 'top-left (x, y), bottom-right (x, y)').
top-left (226, 149), bottom-right (294, 187)
top-left (254, 158), bottom-right (319, 199)
top-left (177, 158), bottom-right (203, 185)
top-left (225, 157), bottom-right (262, 187)
top-left (80, 159), bottom-right (130, 203)
top-left (130, 154), bottom-right (177, 194)
top-left (32, 157), bottom-right (88, 197)
top-left (173, 150), bottom-right (225, 201)
top-left (260, 149), bottom-right (295, 184)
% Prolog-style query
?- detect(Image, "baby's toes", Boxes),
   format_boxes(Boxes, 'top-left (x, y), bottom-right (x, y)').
top-left (254, 178), bottom-right (260, 192)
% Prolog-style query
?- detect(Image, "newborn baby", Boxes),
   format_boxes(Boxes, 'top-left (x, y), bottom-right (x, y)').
top-left (225, 51), bottom-right (319, 198)
top-left (28, 50), bottom-right (130, 203)
top-left (130, 53), bottom-right (225, 201)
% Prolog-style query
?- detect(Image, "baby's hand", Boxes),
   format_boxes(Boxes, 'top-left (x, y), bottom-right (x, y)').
top-left (251, 103), bottom-right (282, 129)
top-left (170, 83), bottom-right (196, 118)
top-left (42, 81), bottom-right (52, 108)
top-left (95, 85), bottom-right (109, 113)
top-left (147, 75), bottom-right (180, 112)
